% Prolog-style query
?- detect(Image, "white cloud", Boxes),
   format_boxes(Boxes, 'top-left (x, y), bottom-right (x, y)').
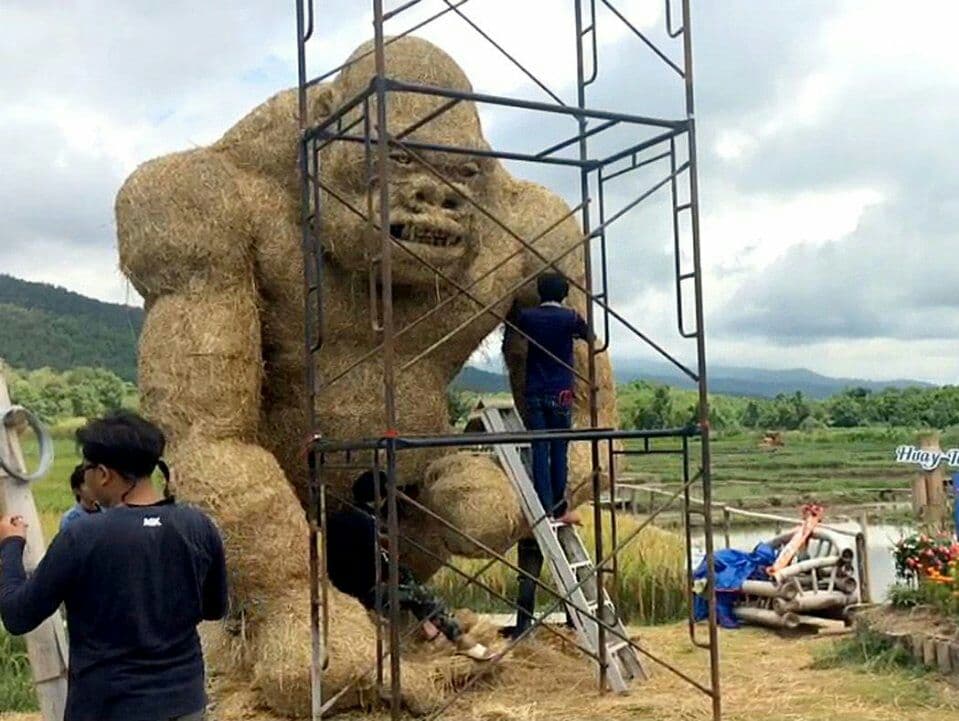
top-left (2, 1), bottom-right (957, 383)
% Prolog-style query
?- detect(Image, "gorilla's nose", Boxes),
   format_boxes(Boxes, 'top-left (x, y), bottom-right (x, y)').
top-left (406, 180), bottom-right (463, 214)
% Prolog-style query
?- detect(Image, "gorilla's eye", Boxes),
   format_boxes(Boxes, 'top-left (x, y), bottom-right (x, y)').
top-left (459, 162), bottom-right (480, 179)
top-left (390, 152), bottom-right (412, 166)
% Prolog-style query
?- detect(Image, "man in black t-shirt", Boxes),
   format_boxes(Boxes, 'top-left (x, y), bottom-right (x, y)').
top-left (325, 471), bottom-right (492, 661)
top-left (0, 411), bottom-right (227, 721)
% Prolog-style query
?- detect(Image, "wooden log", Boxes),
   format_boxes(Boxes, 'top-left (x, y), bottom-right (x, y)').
top-left (911, 634), bottom-right (926, 663)
top-left (734, 606), bottom-right (800, 629)
top-left (0, 369), bottom-right (69, 721)
top-left (923, 637), bottom-right (937, 667)
top-left (916, 431), bottom-right (947, 527)
top-left (950, 643), bottom-right (959, 674)
top-left (936, 640), bottom-right (952, 674)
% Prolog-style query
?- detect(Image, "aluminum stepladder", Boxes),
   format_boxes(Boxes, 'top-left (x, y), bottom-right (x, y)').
top-left (466, 401), bottom-right (648, 692)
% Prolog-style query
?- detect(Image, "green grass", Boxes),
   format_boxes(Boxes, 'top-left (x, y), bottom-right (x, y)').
top-left (0, 626), bottom-right (37, 712)
top-left (811, 628), bottom-right (927, 675)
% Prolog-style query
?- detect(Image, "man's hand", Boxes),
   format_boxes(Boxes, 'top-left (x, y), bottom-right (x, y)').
top-left (0, 515), bottom-right (27, 542)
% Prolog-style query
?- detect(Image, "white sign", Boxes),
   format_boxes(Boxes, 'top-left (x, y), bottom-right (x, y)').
top-left (895, 445), bottom-right (959, 471)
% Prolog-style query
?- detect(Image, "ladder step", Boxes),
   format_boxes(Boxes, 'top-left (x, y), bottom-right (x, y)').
top-left (607, 640), bottom-right (630, 654)
top-left (569, 560), bottom-right (592, 571)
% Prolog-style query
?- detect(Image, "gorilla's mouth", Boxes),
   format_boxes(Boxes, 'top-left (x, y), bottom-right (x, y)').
top-left (389, 223), bottom-right (464, 248)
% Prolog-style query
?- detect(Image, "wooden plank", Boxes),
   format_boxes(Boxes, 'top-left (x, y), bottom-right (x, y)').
top-left (0, 369), bottom-right (69, 721)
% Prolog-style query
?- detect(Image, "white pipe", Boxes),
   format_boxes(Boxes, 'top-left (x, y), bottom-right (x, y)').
top-left (775, 591), bottom-right (850, 614)
top-left (740, 580), bottom-right (786, 598)
top-left (772, 556), bottom-right (840, 584)
top-left (794, 615), bottom-right (847, 632)
top-left (734, 606), bottom-right (800, 629)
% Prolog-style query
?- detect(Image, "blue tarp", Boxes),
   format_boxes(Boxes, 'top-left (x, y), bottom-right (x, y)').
top-left (693, 542), bottom-right (778, 628)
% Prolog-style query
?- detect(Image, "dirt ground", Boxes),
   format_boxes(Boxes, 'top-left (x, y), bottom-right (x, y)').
top-left (859, 604), bottom-right (959, 642)
top-left (4, 621), bottom-right (958, 721)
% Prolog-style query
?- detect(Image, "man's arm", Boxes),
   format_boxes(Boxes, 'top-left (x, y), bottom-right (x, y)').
top-left (201, 519), bottom-right (229, 621)
top-left (502, 302), bottom-right (525, 347)
top-left (572, 311), bottom-right (595, 343)
top-left (0, 529), bottom-right (76, 635)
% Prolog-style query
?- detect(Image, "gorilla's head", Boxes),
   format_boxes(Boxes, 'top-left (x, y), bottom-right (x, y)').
top-left (318, 37), bottom-right (508, 287)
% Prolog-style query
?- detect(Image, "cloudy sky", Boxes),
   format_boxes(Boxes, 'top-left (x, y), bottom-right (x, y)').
top-left (2, 1), bottom-right (957, 383)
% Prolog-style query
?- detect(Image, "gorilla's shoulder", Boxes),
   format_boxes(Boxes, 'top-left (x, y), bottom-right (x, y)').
top-left (505, 177), bottom-right (577, 222)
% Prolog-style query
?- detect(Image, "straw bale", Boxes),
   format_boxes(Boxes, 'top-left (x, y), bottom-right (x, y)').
top-left (118, 34), bottom-right (622, 717)
top-left (117, 149), bottom-right (255, 298)
top-left (138, 289), bottom-right (262, 444)
top-left (420, 453), bottom-right (524, 556)
top-left (172, 437), bottom-right (308, 601)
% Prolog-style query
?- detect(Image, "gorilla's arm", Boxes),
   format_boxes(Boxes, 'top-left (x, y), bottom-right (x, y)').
top-left (116, 149), bottom-right (310, 606)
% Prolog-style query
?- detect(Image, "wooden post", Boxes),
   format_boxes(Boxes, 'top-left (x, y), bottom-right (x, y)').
top-left (0, 367), bottom-right (69, 721)
top-left (857, 510), bottom-right (872, 604)
top-left (915, 431), bottom-right (947, 528)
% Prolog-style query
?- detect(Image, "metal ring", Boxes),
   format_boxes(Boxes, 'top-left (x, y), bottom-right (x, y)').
top-left (0, 405), bottom-right (55, 483)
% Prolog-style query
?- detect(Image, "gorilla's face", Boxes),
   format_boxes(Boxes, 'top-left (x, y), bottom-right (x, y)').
top-left (317, 38), bottom-right (503, 287)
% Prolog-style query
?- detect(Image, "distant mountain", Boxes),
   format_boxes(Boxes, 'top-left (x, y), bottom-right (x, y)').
top-left (0, 275), bottom-right (142, 381)
top-left (0, 274), bottom-right (936, 398)
top-left (454, 358), bottom-right (933, 398)
top-left (452, 365), bottom-right (509, 393)
top-left (612, 359), bottom-right (934, 399)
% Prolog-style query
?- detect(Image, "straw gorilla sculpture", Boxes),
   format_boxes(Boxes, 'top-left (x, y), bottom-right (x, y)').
top-left (117, 37), bottom-right (617, 715)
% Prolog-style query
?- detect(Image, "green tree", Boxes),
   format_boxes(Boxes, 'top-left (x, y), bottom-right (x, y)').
top-left (828, 395), bottom-right (863, 428)
top-left (446, 387), bottom-right (474, 426)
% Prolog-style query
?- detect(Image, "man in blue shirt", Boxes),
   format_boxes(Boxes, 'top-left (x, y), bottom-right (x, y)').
top-left (0, 411), bottom-right (227, 721)
top-left (59, 463), bottom-right (101, 532)
top-left (508, 272), bottom-right (592, 525)
top-left (500, 273), bottom-right (592, 641)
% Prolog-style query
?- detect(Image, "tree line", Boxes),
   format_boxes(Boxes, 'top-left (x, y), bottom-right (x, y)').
top-left (620, 380), bottom-right (959, 432)
top-left (5, 366), bottom-right (137, 423)
top-left (9, 365), bottom-right (955, 433)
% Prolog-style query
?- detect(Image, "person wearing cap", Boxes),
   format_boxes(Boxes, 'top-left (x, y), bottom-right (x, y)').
top-left (325, 470), bottom-right (493, 661)
top-left (0, 410), bottom-right (228, 721)
top-left (59, 463), bottom-right (102, 532)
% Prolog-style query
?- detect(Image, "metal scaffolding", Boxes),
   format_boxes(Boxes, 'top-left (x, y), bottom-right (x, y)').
top-left (295, 1), bottom-right (721, 718)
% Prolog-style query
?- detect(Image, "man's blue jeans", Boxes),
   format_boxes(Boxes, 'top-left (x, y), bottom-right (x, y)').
top-left (526, 394), bottom-right (572, 518)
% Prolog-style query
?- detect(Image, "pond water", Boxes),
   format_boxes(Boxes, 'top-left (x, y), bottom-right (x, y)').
top-left (692, 521), bottom-right (915, 602)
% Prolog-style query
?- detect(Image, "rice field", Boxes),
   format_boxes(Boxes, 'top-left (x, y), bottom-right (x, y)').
top-left (623, 427), bottom-right (922, 513)
top-left (431, 513), bottom-right (687, 625)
